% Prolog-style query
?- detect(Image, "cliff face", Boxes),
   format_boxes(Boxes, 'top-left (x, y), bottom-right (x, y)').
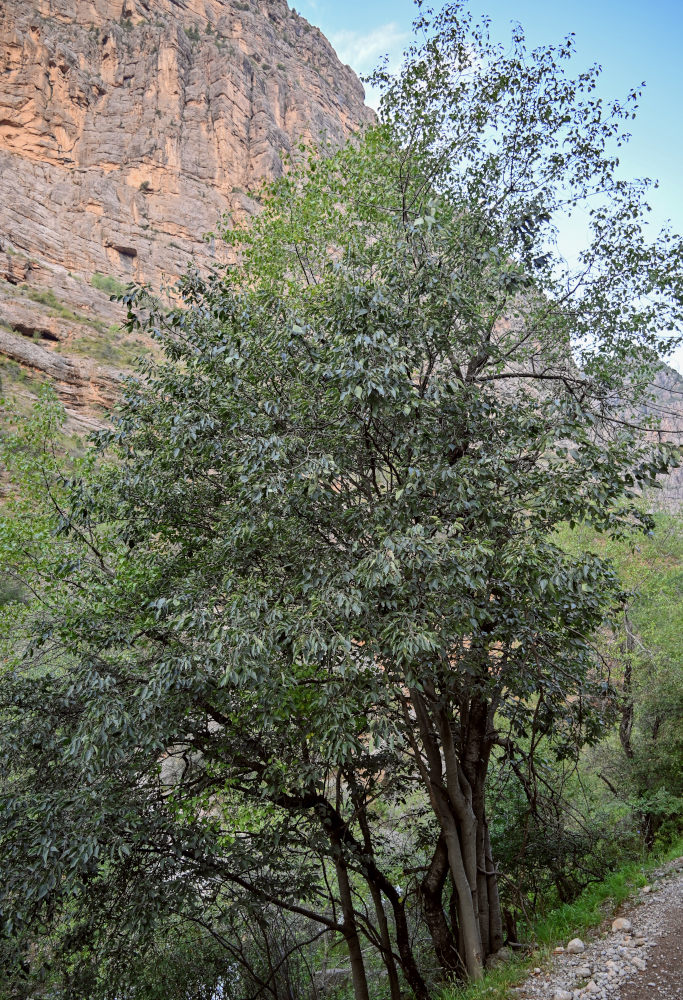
top-left (0, 0), bottom-right (373, 423)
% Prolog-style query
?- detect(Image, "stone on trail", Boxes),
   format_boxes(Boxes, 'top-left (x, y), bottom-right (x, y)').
top-left (611, 917), bottom-right (632, 932)
top-left (567, 938), bottom-right (586, 954)
top-left (553, 990), bottom-right (573, 1000)
top-left (554, 946), bottom-right (566, 954)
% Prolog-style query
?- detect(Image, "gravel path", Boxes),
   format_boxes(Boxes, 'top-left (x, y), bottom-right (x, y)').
top-left (515, 858), bottom-right (683, 1000)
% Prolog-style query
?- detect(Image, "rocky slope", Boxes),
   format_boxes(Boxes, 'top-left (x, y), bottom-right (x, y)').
top-left (0, 0), bottom-right (374, 424)
top-left (518, 858), bottom-right (683, 1000)
top-left (642, 365), bottom-right (683, 508)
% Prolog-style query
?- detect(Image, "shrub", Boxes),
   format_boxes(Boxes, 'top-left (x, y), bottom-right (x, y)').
top-left (90, 272), bottom-right (128, 297)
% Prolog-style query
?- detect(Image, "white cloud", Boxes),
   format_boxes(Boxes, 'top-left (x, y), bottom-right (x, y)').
top-left (330, 23), bottom-right (410, 107)
top-left (330, 23), bottom-right (408, 72)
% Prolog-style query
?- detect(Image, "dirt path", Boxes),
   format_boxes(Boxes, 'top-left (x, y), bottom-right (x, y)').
top-left (515, 858), bottom-right (683, 1000)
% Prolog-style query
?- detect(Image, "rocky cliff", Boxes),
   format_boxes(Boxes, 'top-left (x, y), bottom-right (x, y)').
top-left (0, 1), bottom-right (680, 506)
top-left (0, 0), bottom-right (374, 424)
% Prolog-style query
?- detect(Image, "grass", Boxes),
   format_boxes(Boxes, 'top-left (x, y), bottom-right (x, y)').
top-left (21, 286), bottom-right (86, 323)
top-left (90, 272), bottom-right (128, 297)
top-left (56, 323), bottom-right (153, 368)
top-left (439, 955), bottom-right (536, 1000)
top-left (437, 836), bottom-right (683, 1000)
top-left (17, 284), bottom-right (116, 336)
top-left (532, 865), bottom-right (647, 945)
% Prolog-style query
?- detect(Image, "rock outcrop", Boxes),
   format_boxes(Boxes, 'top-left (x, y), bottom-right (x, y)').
top-left (0, 325), bottom-right (120, 425)
top-left (0, 0), bottom-right (373, 422)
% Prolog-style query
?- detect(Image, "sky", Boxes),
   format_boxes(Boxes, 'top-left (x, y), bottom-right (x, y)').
top-left (296, 0), bottom-right (683, 373)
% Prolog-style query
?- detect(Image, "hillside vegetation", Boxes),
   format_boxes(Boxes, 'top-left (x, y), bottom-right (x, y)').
top-left (0, 3), bottom-right (681, 999)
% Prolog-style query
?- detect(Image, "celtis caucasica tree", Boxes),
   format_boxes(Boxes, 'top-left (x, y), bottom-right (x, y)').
top-left (1, 3), bottom-right (682, 996)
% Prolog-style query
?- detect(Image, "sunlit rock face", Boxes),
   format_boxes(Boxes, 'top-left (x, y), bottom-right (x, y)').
top-left (0, 0), bottom-right (373, 422)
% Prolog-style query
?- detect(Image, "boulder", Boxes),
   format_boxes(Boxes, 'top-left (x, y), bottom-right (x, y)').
top-left (566, 938), bottom-right (585, 954)
top-left (485, 946), bottom-right (512, 970)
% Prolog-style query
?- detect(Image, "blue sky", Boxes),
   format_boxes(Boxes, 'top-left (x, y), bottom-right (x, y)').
top-left (297, 1), bottom-right (683, 372)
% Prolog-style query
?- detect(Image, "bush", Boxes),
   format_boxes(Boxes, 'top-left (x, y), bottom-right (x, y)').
top-left (90, 272), bottom-right (128, 297)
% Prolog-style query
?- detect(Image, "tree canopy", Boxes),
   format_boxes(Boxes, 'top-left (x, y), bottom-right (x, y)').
top-left (1, 4), bottom-right (681, 998)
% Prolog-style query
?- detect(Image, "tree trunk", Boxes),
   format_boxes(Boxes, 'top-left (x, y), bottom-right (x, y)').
top-left (485, 823), bottom-right (504, 953)
top-left (367, 883), bottom-right (402, 1000)
top-left (421, 836), bottom-right (464, 978)
top-left (619, 612), bottom-right (635, 760)
top-left (330, 832), bottom-right (370, 1000)
top-left (407, 685), bottom-right (509, 979)
top-left (437, 708), bottom-right (484, 979)
top-left (432, 788), bottom-right (484, 980)
top-left (319, 792), bottom-right (430, 1000)
top-left (349, 778), bottom-right (403, 1000)
top-left (459, 695), bottom-right (503, 959)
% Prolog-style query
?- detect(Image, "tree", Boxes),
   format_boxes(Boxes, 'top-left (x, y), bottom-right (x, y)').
top-left (1, 3), bottom-right (681, 995)
top-left (557, 514), bottom-right (683, 850)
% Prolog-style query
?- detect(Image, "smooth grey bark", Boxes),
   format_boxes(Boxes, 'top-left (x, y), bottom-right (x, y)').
top-left (408, 689), bottom-right (484, 981)
top-left (485, 823), bottom-right (504, 952)
top-left (421, 835), bottom-right (465, 977)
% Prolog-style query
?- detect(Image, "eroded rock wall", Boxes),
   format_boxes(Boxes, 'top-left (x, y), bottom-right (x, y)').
top-left (0, 0), bottom-right (373, 422)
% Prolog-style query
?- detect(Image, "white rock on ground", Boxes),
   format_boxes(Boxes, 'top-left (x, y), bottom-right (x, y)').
top-left (514, 857), bottom-right (683, 1000)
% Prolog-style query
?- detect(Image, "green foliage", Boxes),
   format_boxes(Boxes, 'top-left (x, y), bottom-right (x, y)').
top-left (487, 516), bottom-right (681, 922)
top-left (20, 285), bottom-right (88, 324)
top-left (90, 271), bottom-right (128, 297)
top-left (0, 576), bottom-right (22, 607)
top-left (533, 864), bottom-right (647, 946)
top-left (1, 3), bottom-right (682, 996)
top-left (556, 515), bottom-right (683, 843)
top-left (438, 836), bottom-right (683, 1000)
